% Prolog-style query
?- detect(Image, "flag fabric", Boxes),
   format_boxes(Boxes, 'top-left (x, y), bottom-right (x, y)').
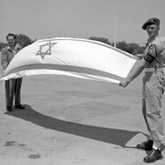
top-left (0, 37), bottom-right (137, 83)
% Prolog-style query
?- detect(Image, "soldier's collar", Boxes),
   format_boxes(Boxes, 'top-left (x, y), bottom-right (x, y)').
top-left (147, 35), bottom-right (159, 44)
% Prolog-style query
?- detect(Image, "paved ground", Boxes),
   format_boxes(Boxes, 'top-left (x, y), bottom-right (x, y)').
top-left (0, 67), bottom-right (165, 165)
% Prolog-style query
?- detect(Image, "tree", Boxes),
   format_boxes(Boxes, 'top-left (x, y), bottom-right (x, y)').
top-left (116, 42), bottom-right (145, 54)
top-left (116, 41), bottom-right (128, 52)
top-left (16, 34), bottom-right (32, 48)
top-left (88, 36), bottom-right (145, 55)
top-left (0, 42), bottom-right (7, 50)
top-left (89, 36), bottom-right (111, 45)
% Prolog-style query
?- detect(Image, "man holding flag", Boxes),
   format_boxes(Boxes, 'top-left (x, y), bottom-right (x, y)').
top-left (120, 18), bottom-right (165, 163)
top-left (1, 33), bottom-right (25, 112)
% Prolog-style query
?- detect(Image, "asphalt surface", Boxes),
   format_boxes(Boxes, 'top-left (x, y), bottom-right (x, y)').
top-left (0, 67), bottom-right (165, 165)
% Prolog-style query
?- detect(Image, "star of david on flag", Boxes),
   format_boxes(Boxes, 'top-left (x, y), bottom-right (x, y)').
top-left (36, 41), bottom-right (57, 59)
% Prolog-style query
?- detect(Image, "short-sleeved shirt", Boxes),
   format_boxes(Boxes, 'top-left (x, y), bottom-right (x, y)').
top-left (144, 36), bottom-right (165, 68)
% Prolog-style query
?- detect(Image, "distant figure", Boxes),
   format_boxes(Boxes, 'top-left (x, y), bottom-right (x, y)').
top-left (1, 33), bottom-right (25, 111)
top-left (119, 18), bottom-right (165, 163)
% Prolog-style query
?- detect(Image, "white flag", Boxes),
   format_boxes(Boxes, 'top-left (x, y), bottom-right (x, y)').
top-left (0, 37), bottom-right (137, 83)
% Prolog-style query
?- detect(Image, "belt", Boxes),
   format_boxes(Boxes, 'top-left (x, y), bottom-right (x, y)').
top-left (144, 67), bottom-right (164, 72)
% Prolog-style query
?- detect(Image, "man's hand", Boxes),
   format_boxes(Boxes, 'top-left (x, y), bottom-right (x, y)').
top-left (15, 43), bottom-right (22, 52)
top-left (119, 78), bottom-right (130, 88)
top-left (134, 54), bottom-right (143, 60)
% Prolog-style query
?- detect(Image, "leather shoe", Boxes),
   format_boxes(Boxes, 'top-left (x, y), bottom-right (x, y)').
top-left (15, 104), bottom-right (25, 109)
top-left (136, 140), bottom-right (153, 151)
top-left (143, 149), bottom-right (163, 163)
top-left (6, 106), bottom-right (13, 112)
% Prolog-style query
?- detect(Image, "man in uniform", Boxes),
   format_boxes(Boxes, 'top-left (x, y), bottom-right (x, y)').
top-left (119, 18), bottom-right (165, 163)
top-left (1, 33), bottom-right (25, 111)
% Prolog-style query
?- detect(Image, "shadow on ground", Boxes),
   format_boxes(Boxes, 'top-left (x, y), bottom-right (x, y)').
top-left (6, 104), bottom-right (142, 148)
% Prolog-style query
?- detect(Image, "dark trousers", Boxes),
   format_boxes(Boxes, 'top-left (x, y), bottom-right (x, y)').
top-left (5, 78), bottom-right (23, 107)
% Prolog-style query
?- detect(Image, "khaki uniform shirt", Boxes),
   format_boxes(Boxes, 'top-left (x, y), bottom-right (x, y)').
top-left (144, 36), bottom-right (165, 68)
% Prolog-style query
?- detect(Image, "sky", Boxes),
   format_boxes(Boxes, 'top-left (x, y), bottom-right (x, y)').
top-left (0, 0), bottom-right (165, 44)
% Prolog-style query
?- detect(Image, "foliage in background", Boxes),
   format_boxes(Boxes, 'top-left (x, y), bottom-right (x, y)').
top-left (89, 36), bottom-right (111, 45)
top-left (0, 42), bottom-right (7, 50)
top-left (0, 34), bottom-right (145, 55)
top-left (16, 34), bottom-right (33, 48)
top-left (89, 36), bottom-right (145, 55)
top-left (115, 41), bottom-right (145, 54)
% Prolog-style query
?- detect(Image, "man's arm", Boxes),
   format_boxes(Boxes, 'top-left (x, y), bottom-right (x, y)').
top-left (119, 44), bottom-right (158, 88)
top-left (134, 53), bottom-right (144, 60)
top-left (1, 50), bottom-right (8, 70)
top-left (119, 58), bottom-right (148, 87)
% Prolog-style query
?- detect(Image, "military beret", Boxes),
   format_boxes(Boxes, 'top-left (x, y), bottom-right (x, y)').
top-left (142, 18), bottom-right (160, 30)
